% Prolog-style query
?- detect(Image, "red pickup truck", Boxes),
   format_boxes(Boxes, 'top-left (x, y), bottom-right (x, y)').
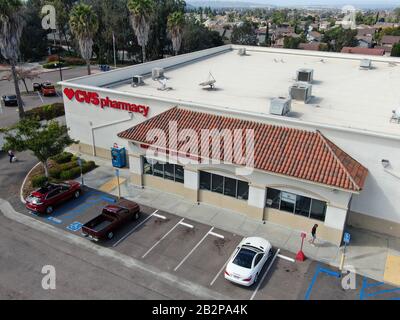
top-left (82, 199), bottom-right (140, 241)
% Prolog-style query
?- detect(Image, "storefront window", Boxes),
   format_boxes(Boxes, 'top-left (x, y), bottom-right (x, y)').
top-left (153, 163), bottom-right (164, 178)
top-left (266, 188), bottom-right (326, 222)
top-left (224, 177), bottom-right (237, 198)
top-left (175, 165), bottom-right (184, 183)
top-left (200, 171), bottom-right (211, 190)
top-left (266, 188), bottom-right (281, 209)
top-left (310, 199), bottom-right (327, 221)
top-left (200, 171), bottom-right (248, 201)
top-left (280, 191), bottom-right (296, 214)
top-left (295, 196), bottom-right (312, 217)
top-left (143, 158), bottom-right (153, 175)
top-left (142, 157), bottom-right (184, 184)
top-left (237, 181), bottom-right (249, 200)
top-left (211, 174), bottom-right (224, 194)
top-left (164, 163), bottom-right (175, 181)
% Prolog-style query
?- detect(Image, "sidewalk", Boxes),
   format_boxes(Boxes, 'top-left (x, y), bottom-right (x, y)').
top-left (73, 151), bottom-right (400, 284)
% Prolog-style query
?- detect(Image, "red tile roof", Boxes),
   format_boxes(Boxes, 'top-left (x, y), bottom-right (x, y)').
top-left (341, 47), bottom-right (385, 56)
top-left (118, 108), bottom-right (368, 192)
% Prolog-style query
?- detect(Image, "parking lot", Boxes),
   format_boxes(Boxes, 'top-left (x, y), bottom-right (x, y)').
top-left (22, 185), bottom-right (400, 300)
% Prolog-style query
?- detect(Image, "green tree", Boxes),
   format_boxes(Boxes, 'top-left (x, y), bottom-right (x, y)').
top-left (391, 43), bottom-right (400, 57)
top-left (394, 8), bottom-right (400, 22)
top-left (0, 0), bottom-right (26, 118)
top-left (127, 0), bottom-right (156, 63)
top-left (69, 2), bottom-right (99, 75)
top-left (20, 0), bottom-right (49, 62)
top-left (181, 17), bottom-right (223, 53)
top-left (167, 11), bottom-right (185, 56)
top-left (2, 118), bottom-right (77, 178)
top-left (322, 26), bottom-right (358, 52)
top-left (231, 21), bottom-right (258, 46)
top-left (283, 36), bottom-right (303, 49)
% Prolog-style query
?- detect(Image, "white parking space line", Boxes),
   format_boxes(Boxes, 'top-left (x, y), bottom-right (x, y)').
top-left (37, 92), bottom-right (44, 103)
top-left (112, 210), bottom-right (159, 247)
top-left (209, 231), bottom-right (224, 239)
top-left (153, 213), bottom-right (166, 220)
top-left (179, 221), bottom-right (194, 229)
top-left (141, 218), bottom-right (185, 259)
top-left (277, 254), bottom-right (295, 263)
top-left (250, 248), bottom-right (280, 301)
top-left (174, 227), bottom-right (214, 272)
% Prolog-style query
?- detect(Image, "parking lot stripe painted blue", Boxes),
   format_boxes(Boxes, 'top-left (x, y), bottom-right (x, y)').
top-left (366, 287), bottom-right (400, 297)
top-left (305, 265), bottom-right (321, 300)
top-left (305, 265), bottom-right (342, 300)
top-left (360, 277), bottom-right (367, 300)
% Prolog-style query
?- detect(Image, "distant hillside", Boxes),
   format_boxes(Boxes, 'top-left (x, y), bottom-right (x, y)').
top-left (187, 1), bottom-right (274, 9)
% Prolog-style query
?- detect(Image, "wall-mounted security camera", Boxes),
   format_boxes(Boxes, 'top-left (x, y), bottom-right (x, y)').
top-left (381, 159), bottom-right (390, 169)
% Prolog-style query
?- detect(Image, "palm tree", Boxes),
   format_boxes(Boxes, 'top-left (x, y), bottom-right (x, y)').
top-left (167, 11), bottom-right (185, 56)
top-left (0, 0), bottom-right (26, 118)
top-left (69, 3), bottom-right (98, 75)
top-left (127, 0), bottom-right (155, 63)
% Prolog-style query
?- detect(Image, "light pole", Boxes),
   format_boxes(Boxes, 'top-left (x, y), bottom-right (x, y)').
top-left (77, 156), bottom-right (84, 186)
top-left (113, 32), bottom-right (117, 69)
top-left (340, 232), bottom-right (351, 271)
top-left (115, 168), bottom-right (121, 199)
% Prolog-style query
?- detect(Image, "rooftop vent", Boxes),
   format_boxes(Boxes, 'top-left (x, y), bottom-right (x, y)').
top-left (152, 67), bottom-right (165, 80)
top-left (270, 97), bottom-right (292, 116)
top-left (391, 108), bottom-right (400, 123)
top-left (238, 48), bottom-right (247, 56)
top-left (131, 75), bottom-right (144, 87)
top-left (296, 68), bottom-right (314, 83)
top-left (289, 83), bottom-right (312, 104)
top-left (360, 59), bottom-right (372, 70)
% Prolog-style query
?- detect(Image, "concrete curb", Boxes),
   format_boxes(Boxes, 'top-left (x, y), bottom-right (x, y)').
top-left (0, 198), bottom-right (231, 300)
top-left (20, 162), bottom-right (42, 204)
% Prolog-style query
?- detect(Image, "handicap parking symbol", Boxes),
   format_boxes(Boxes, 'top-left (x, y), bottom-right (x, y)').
top-left (67, 221), bottom-right (83, 232)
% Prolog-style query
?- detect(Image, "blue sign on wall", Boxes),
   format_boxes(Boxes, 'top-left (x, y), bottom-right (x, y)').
top-left (343, 232), bottom-right (351, 244)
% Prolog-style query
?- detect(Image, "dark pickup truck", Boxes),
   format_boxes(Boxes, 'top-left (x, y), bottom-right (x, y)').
top-left (82, 199), bottom-right (140, 241)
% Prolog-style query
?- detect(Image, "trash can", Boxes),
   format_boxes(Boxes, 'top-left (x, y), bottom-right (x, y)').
top-left (111, 146), bottom-right (126, 168)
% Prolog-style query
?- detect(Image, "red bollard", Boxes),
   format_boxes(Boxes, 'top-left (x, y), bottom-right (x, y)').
top-left (296, 232), bottom-right (307, 262)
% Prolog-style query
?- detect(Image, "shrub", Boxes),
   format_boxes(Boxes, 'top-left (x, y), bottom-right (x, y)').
top-left (31, 175), bottom-right (48, 188)
top-left (60, 167), bottom-right (82, 180)
top-left (63, 56), bottom-right (86, 65)
top-left (59, 160), bottom-right (79, 171)
top-left (43, 61), bottom-right (65, 69)
top-left (49, 167), bottom-right (61, 179)
top-left (47, 54), bottom-right (59, 63)
top-left (82, 161), bottom-right (96, 174)
top-left (25, 103), bottom-right (65, 121)
top-left (52, 152), bottom-right (73, 164)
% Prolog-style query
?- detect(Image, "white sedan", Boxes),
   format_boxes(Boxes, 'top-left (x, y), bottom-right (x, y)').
top-left (224, 237), bottom-right (272, 287)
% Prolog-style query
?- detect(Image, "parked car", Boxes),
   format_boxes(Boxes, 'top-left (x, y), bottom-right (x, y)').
top-left (25, 181), bottom-right (82, 215)
top-left (2, 95), bottom-right (18, 107)
top-left (33, 82), bottom-right (41, 92)
top-left (224, 237), bottom-right (272, 287)
top-left (40, 82), bottom-right (57, 96)
top-left (82, 199), bottom-right (140, 241)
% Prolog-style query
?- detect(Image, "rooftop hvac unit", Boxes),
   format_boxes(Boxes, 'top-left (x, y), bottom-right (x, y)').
top-left (289, 83), bottom-right (313, 104)
top-left (238, 48), bottom-right (247, 56)
top-left (360, 59), bottom-right (372, 70)
top-left (152, 67), bottom-right (165, 80)
top-left (270, 97), bottom-right (292, 116)
top-left (296, 68), bottom-right (314, 83)
top-left (131, 75), bottom-right (144, 87)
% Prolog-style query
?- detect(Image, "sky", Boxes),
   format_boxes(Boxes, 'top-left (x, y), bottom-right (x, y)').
top-left (188, 0), bottom-right (400, 9)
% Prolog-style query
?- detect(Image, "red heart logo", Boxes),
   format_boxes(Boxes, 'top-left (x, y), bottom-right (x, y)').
top-left (63, 88), bottom-right (75, 100)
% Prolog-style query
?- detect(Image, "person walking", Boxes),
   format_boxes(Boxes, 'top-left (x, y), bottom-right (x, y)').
top-left (8, 150), bottom-right (15, 163)
top-left (309, 224), bottom-right (318, 246)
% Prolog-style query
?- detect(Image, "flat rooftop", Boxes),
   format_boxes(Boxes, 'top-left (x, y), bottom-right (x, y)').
top-left (65, 45), bottom-right (400, 137)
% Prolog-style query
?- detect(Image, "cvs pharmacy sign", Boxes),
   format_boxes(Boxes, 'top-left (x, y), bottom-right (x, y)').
top-left (63, 88), bottom-right (150, 117)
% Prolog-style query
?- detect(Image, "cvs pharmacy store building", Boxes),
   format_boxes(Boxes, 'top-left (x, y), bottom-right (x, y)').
top-left (59, 45), bottom-right (383, 246)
